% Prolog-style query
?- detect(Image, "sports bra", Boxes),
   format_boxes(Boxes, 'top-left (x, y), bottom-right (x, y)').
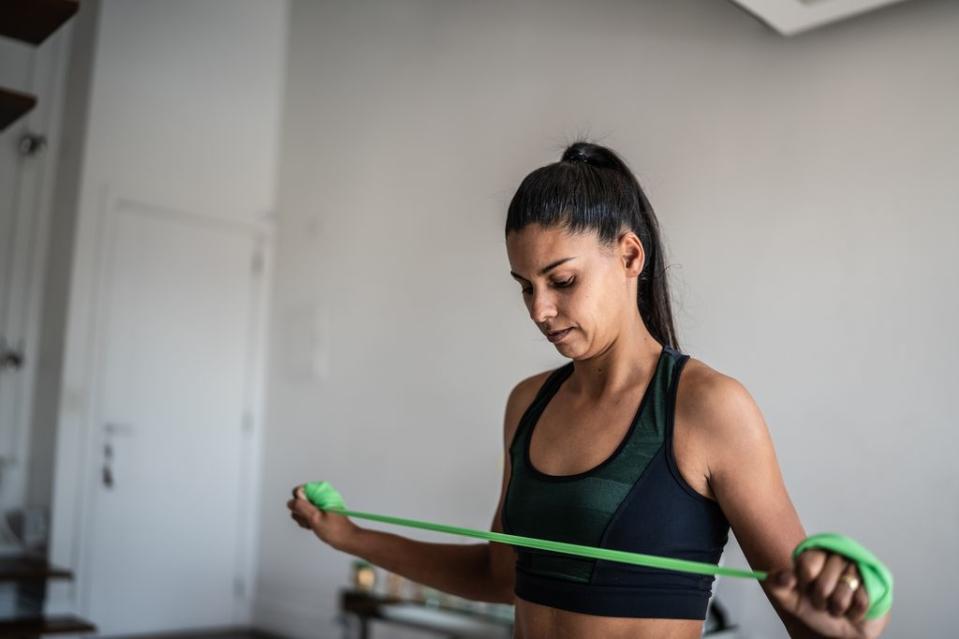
top-left (501, 345), bottom-right (730, 619)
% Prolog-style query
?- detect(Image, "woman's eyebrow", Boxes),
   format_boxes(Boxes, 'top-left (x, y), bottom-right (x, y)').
top-left (510, 256), bottom-right (577, 281)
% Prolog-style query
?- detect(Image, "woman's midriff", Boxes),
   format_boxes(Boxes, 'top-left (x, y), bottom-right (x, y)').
top-left (513, 597), bottom-right (704, 639)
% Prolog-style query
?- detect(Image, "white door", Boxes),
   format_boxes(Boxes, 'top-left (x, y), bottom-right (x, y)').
top-left (85, 198), bottom-right (261, 635)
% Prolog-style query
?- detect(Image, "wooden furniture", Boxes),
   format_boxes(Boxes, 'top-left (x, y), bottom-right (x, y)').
top-left (0, 0), bottom-right (79, 45)
top-left (340, 589), bottom-right (512, 639)
top-left (0, 615), bottom-right (96, 638)
top-left (0, 555), bottom-right (95, 638)
top-left (0, 0), bottom-right (79, 132)
top-left (0, 88), bottom-right (37, 132)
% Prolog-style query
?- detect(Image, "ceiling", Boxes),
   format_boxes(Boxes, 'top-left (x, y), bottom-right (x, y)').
top-left (729, 0), bottom-right (914, 35)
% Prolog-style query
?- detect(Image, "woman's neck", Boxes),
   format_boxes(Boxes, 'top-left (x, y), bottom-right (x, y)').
top-left (568, 312), bottom-right (662, 401)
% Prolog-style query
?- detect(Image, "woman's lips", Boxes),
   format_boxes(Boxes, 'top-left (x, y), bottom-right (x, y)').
top-left (546, 328), bottom-right (573, 343)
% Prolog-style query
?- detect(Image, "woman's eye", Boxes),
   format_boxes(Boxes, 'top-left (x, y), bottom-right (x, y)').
top-left (520, 277), bottom-right (574, 297)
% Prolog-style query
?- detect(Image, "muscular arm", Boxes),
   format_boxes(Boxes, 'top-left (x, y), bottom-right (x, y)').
top-left (677, 369), bottom-right (818, 638)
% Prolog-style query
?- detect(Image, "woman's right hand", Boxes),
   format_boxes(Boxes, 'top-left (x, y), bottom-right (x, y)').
top-left (287, 484), bottom-right (361, 551)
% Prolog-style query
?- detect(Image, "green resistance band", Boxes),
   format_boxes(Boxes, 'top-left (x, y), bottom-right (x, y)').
top-left (793, 533), bottom-right (893, 620)
top-left (303, 481), bottom-right (891, 619)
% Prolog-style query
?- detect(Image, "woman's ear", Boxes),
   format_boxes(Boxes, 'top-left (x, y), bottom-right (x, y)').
top-left (619, 231), bottom-right (645, 277)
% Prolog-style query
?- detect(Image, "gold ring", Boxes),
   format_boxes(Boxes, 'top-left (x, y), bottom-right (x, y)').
top-left (839, 573), bottom-right (860, 592)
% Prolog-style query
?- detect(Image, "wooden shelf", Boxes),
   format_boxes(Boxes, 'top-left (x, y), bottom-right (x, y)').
top-left (0, 0), bottom-right (79, 45)
top-left (0, 556), bottom-right (94, 638)
top-left (0, 87), bottom-right (37, 132)
top-left (0, 556), bottom-right (73, 583)
top-left (0, 614), bottom-right (96, 636)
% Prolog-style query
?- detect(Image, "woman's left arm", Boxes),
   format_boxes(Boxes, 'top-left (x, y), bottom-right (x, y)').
top-left (677, 370), bottom-right (890, 639)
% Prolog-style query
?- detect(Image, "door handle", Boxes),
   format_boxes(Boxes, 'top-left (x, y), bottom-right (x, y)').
top-left (0, 337), bottom-right (25, 371)
top-left (102, 423), bottom-right (134, 489)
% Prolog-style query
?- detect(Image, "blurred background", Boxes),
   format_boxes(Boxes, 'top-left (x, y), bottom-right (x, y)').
top-left (1, 0), bottom-right (956, 637)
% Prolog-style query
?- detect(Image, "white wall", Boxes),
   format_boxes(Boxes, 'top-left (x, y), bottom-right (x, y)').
top-left (258, 0), bottom-right (958, 637)
top-left (47, 0), bottom-right (288, 622)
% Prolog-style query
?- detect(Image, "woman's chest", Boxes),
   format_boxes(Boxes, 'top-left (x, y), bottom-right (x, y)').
top-left (528, 394), bottom-right (642, 476)
top-left (523, 389), bottom-right (715, 504)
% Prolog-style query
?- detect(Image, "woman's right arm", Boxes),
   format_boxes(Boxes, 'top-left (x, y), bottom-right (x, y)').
top-left (287, 372), bottom-right (547, 604)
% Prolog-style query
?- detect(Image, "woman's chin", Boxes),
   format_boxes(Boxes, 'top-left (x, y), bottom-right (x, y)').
top-left (553, 337), bottom-right (580, 356)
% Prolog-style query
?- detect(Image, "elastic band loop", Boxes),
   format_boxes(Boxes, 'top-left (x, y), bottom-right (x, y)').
top-left (793, 532), bottom-right (893, 620)
top-left (303, 480), bottom-right (346, 510)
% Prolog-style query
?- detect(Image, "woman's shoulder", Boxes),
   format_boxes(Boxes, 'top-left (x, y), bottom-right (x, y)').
top-left (505, 367), bottom-right (557, 415)
top-left (675, 355), bottom-right (768, 454)
top-left (677, 354), bottom-right (755, 409)
top-left (671, 355), bottom-right (771, 499)
top-left (677, 354), bottom-right (739, 398)
top-left (501, 367), bottom-right (560, 447)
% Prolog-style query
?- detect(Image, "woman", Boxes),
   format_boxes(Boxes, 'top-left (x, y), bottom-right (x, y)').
top-left (288, 141), bottom-right (890, 638)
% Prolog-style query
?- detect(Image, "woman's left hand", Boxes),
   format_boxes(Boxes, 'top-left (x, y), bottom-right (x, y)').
top-left (767, 549), bottom-right (890, 638)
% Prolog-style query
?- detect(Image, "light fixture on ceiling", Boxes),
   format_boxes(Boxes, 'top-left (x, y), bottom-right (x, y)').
top-left (728, 0), bottom-right (913, 35)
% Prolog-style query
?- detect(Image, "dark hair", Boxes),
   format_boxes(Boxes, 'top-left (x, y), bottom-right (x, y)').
top-left (505, 141), bottom-right (680, 351)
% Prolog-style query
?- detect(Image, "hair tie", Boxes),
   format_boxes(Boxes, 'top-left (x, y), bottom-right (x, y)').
top-left (565, 149), bottom-right (590, 165)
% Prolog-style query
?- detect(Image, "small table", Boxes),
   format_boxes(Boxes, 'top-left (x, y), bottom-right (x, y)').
top-left (339, 590), bottom-right (513, 639)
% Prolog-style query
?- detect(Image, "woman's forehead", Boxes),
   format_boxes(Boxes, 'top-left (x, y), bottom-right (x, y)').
top-left (506, 225), bottom-right (602, 269)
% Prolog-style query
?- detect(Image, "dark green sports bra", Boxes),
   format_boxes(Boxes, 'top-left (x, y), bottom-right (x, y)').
top-left (502, 345), bottom-right (730, 619)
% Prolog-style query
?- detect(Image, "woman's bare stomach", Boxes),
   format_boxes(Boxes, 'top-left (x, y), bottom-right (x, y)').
top-left (513, 597), bottom-right (704, 639)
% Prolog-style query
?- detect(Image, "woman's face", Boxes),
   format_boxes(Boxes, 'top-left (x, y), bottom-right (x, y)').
top-left (505, 223), bottom-right (644, 359)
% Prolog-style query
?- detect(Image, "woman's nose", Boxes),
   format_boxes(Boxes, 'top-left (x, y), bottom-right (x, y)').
top-left (529, 291), bottom-right (557, 324)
